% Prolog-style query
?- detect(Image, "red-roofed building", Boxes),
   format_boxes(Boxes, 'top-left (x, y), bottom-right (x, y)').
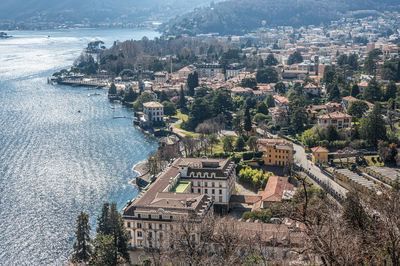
top-left (273, 95), bottom-right (290, 107)
top-left (342, 96), bottom-right (374, 111)
top-left (253, 176), bottom-right (295, 210)
top-left (303, 83), bottom-right (321, 96)
top-left (317, 111), bottom-right (352, 130)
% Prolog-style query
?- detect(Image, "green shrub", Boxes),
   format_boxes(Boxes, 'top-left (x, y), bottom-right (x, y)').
top-left (238, 166), bottom-right (272, 190)
top-left (242, 152), bottom-right (254, 161)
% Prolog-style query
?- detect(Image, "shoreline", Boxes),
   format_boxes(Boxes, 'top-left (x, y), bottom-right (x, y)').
top-left (131, 160), bottom-right (152, 188)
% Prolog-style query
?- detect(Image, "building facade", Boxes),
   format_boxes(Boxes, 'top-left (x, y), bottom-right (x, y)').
top-left (317, 111), bottom-right (352, 130)
top-left (195, 63), bottom-right (224, 78)
top-left (143, 101), bottom-right (164, 123)
top-left (311, 146), bottom-right (329, 164)
top-left (122, 158), bottom-right (236, 250)
top-left (257, 139), bottom-right (294, 167)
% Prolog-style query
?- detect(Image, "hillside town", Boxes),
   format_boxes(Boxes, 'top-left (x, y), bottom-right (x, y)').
top-left (66, 13), bottom-right (400, 265)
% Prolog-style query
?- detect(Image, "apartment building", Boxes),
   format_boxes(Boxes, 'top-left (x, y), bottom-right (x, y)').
top-left (317, 111), bottom-right (352, 130)
top-left (195, 63), bottom-right (224, 78)
top-left (122, 158), bottom-right (236, 249)
top-left (257, 138), bottom-right (294, 167)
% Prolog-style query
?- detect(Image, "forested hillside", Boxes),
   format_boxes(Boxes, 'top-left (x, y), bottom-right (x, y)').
top-left (164, 0), bottom-right (400, 35)
top-left (0, 0), bottom-right (214, 26)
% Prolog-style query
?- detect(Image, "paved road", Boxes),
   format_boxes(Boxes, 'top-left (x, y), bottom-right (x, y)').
top-left (292, 143), bottom-right (348, 201)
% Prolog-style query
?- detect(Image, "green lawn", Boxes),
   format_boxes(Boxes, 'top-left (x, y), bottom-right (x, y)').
top-left (172, 110), bottom-right (188, 122)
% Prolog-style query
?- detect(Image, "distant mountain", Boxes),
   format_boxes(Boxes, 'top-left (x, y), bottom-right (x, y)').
top-left (0, 0), bottom-right (214, 28)
top-left (163, 0), bottom-right (400, 35)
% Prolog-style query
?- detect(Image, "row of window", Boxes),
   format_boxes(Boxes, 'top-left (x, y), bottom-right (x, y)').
top-left (268, 149), bottom-right (290, 154)
top-left (192, 181), bottom-right (224, 187)
top-left (135, 214), bottom-right (174, 220)
top-left (268, 154), bottom-right (289, 159)
top-left (127, 221), bottom-right (172, 231)
top-left (192, 188), bottom-right (223, 195)
top-left (189, 172), bottom-right (217, 178)
top-left (267, 159), bottom-right (286, 166)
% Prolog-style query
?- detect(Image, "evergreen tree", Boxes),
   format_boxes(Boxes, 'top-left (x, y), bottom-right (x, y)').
top-left (326, 125), bottom-right (339, 142)
top-left (385, 81), bottom-right (397, 101)
top-left (187, 72), bottom-right (198, 96)
top-left (109, 203), bottom-right (130, 264)
top-left (363, 78), bottom-right (382, 102)
top-left (397, 61), bottom-right (400, 82)
top-left (290, 106), bottom-right (308, 134)
top-left (122, 87), bottom-right (137, 103)
top-left (91, 234), bottom-right (118, 266)
top-left (97, 203), bottom-right (111, 235)
top-left (265, 54), bottom-right (278, 66)
top-left (256, 67), bottom-right (279, 83)
top-left (363, 54), bottom-right (377, 75)
top-left (323, 66), bottom-right (336, 85)
top-left (350, 83), bottom-right (360, 98)
top-left (108, 83), bottom-right (117, 95)
top-left (159, 90), bottom-right (169, 103)
top-left (360, 104), bottom-right (387, 146)
top-left (328, 83), bottom-right (341, 102)
top-left (257, 101), bottom-right (268, 115)
top-left (71, 212), bottom-right (92, 264)
top-left (222, 136), bottom-right (235, 153)
top-left (347, 54), bottom-right (359, 70)
top-left (179, 85), bottom-right (186, 109)
top-left (244, 107), bottom-right (252, 132)
top-left (266, 94), bottom-right (275, 108)
top-left (235, 136), bottom-right (246, 152)
top-left (288, 51), bottom-right (303, 65)
top-left (257, 58), bottom-right (264, 69)
top-left (347, 100), bottom-right (369, 119)
top-left (275, 82), bottom-right (286, 94)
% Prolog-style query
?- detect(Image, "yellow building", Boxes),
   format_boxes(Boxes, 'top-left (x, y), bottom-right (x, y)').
top-left (311, 146), bottom-right (329, 164)
top-left (257, 139), bottom-right (294, 167)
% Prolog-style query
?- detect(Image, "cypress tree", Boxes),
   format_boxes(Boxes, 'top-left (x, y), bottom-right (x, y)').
top-left (363, 78), bottom-right (382, 102)
top-left (351, 84), bottom-right (360, 98)
top-left (360, 104), bottom-right (387, 146)
top-left (328, 83), bottom-right (341, 102)
top-left (179, 85), bottom-right (186, 109)
top-left (235, 136), bottom-right (246, 152)
top-left (385, 81), bottom-right (397, 101)
top-left (109, 203), bottom-right (130, 263)
top-left (244, 106), bottom-right (252, 132)
top-left (97, 203), bottom-right (111, 235)
top-left (71, 212), bottom-right (92, 264)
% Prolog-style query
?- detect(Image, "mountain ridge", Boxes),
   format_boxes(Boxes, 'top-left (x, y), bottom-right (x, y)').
top-left (163, 0), bottom-right (400, 35)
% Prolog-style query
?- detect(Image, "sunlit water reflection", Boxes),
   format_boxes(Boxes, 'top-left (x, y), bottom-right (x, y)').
top-left (0, 28), bottom-right (159, 265)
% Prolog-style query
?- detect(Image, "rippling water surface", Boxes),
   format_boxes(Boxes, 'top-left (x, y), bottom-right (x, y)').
top-left (0, 29), bottom-right (159, 265)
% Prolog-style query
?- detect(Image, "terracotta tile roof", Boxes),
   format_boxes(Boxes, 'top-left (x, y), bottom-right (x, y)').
top-left (318, 111), bottom-right (352, 120)
top-left (311, 146), bottom-right (329, 153)
top-left (259, 176), bottom-right (295, 203)
top-left (273, 95), bottom-right (290, 104)
top-left (342, 96), bottom-right (358, 102)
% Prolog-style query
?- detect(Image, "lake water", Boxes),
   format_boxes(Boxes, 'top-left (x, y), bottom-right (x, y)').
top-left (0, 28), bottom-right (159, 265)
